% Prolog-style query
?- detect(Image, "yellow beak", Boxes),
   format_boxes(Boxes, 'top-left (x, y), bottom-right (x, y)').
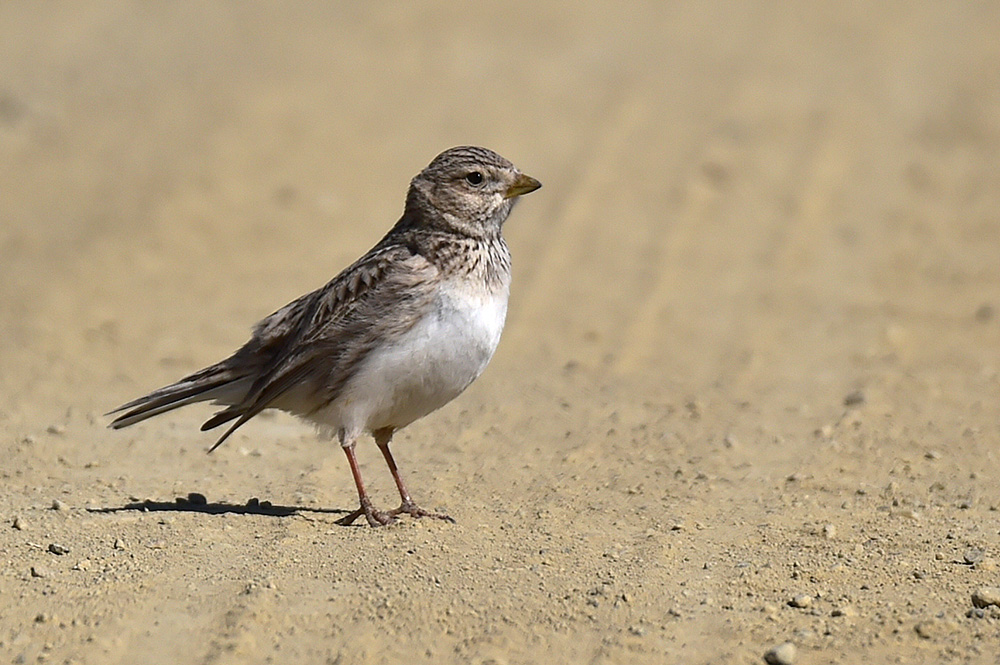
top-left (504, 173), bottom-right (542, 199)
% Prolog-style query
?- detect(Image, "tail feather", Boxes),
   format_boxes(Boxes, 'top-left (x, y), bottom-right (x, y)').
top-left (107, 364), bottom-right (249, 430)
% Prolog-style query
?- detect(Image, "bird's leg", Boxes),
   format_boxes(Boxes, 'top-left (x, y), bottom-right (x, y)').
top-left (336, 433), bottom-right (394, 527)
top-left (374, 428), bottom-right (454, 523)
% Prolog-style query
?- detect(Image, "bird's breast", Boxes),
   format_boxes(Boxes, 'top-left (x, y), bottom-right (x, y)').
top-left (333, 279), bottom-right (510, 433)
top-left (412, 281), bottom-right (509, 385)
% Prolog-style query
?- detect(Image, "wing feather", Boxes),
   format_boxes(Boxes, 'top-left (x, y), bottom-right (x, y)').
top-left (199, 241), bottom-right (438, 449)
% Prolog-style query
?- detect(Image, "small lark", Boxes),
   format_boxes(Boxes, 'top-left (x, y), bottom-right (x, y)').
top-left (108, 146), bottom-right (540, 526)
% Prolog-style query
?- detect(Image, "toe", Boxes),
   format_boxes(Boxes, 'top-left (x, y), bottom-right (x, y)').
top-left (390, 501), bottom-right (455, 523)
top-left (335, 508), bottom-right (364, 526)
top-left (336, 501), bottom-right (397, 527)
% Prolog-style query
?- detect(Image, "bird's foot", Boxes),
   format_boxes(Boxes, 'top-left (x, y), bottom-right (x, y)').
top-left (388, 500), bottom-right (455, 523)
top-left (335, 497), bottom-right (396, 527)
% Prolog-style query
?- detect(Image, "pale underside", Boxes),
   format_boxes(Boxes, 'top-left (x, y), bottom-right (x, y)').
top-left (306, 278), bottom-right (509, 443)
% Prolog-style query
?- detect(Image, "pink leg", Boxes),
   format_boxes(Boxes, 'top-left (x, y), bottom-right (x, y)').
top-left (335, 436), bottom-right (394, 527)
top-left (374, 428), bottom-right (454, 523)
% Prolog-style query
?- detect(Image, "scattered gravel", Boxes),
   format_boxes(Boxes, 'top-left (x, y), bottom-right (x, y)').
top-left (764, 642), bottom-right (797, 665)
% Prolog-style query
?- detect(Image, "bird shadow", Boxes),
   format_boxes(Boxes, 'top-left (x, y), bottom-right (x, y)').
top-left (87, 492), bottom-right (351, 518)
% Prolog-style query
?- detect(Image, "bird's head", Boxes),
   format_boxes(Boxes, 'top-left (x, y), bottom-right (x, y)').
top-left (405, 146), bottom-right (541, 237)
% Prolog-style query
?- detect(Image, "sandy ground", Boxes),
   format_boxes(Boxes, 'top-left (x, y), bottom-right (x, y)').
top-left (2, 2), bottom-right (1000, 663)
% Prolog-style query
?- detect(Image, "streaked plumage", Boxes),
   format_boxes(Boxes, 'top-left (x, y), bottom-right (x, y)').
top-left (108, 146), bottom-right (540, 526)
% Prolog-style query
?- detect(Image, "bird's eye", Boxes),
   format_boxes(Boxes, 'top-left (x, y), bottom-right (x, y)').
top-left (465, 171), bottom-right (484, 186)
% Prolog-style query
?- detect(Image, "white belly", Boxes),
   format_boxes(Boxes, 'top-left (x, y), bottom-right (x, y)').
top-left (319, 283), bottom-right (508, 436)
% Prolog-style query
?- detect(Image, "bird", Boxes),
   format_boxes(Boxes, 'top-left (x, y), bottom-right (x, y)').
top-left (107, 146), bottom-right (541, 527)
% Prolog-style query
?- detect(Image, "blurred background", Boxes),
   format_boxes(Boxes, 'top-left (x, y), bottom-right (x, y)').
top-left (1, 3), bottom-right (999, 663)
top-left (2, 3), bottom-right (997, 416)
top-left (0, 2), bottom-right (1000, 410)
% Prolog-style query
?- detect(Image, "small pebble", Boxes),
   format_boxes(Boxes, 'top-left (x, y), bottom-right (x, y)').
top-left (913, 620), bottom-right (932, 639)
top-left (113, 538), bottom-right (125, 550)
top-left (188, 492), bottom-right (208, 506)
top-left (924, 450), bottom-right (941, 460)
top-left (51, 499), bottom-right (67, 511)
top-left (46, 424), bottom-right (65, 435)
top-left (915, 617), bottom-right (958, 639)
top-left (963, 549), bottom-right (985, 565)
top-left (764, 641), bottom-right (797, 665)
top-left (971, 587), bottom-right (1000, 609)
top-left (12, 516), bottom-right (25, 530)
top-left (832, 605), bottom-right (857, 617)
top-left (789, 594), bottom-right (812, 609)
top-left (30, 565), bottom-right (52, 578)
top-left (821, 523), bottom-right (836, 539)
top-left (843, 390), bottom-right (865, 407)
top-left (48, 543), bottom-right (70, 555)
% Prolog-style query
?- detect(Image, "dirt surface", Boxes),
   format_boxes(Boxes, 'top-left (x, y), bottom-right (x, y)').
top-left (2, 3), bottom-right (1000, 664)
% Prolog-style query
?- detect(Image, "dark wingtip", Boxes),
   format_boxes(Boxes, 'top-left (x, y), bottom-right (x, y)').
top-left (201, 409), bottom-right (240, 432)
top-left (106, 409), bottom-right (141, 430)
top-left (104, 403), bottom-right (131, 420)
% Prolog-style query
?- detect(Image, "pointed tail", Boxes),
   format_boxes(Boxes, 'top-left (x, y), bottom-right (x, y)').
top-left (107, 362), bottom-right (249, 429)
